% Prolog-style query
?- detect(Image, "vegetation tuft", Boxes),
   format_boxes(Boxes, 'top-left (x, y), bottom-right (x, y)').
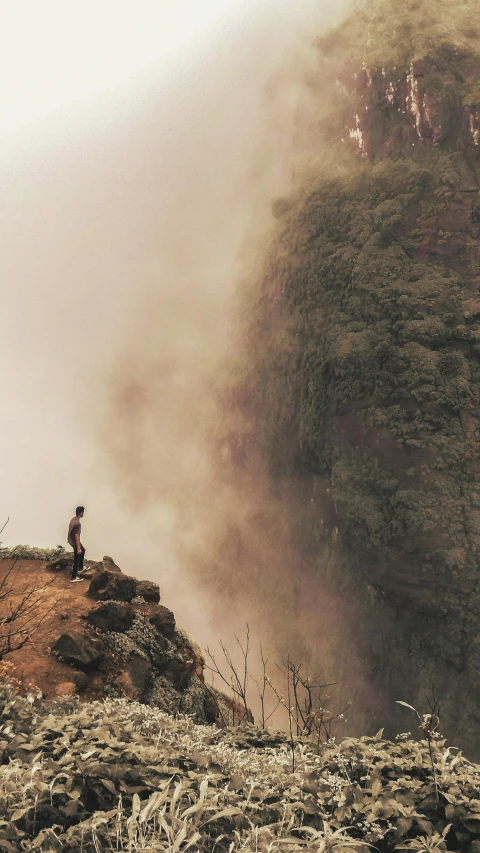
top-left (317, 0), bottom-right (480, 67)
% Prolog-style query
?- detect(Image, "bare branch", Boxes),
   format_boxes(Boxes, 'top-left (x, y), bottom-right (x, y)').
top-left (0, 557), bottom-right (58, 661)
top-left (205, 625), bottom-right (253, 725)
top-left (252, 642), bottom-right (281, 727)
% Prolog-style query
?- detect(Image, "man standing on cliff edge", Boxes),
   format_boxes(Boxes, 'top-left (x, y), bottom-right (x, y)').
top-left (68, 506), bottom-right (86, 582)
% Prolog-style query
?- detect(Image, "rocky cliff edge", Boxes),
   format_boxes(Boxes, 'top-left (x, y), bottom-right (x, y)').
top-left (0, 552), bottom-right (247, 728)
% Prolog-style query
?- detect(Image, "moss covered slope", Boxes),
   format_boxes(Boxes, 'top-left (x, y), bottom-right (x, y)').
top-left (245, 0), bottom-right (480, 760)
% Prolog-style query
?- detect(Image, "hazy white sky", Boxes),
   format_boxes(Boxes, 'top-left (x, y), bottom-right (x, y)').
top-left (0, 0), bottom-right (238, 133)
top-left (0, 0), bottom-right (348, 648)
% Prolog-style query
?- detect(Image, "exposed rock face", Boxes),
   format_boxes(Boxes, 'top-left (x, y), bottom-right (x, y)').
top-left (52, 632), bottom-right (104, 671)
top-left (102, 556), bottom-right (122, 573)
top-left (87, 566), bottom-right (161, 605)
top-left (344, 53), bottom-right (480, 159)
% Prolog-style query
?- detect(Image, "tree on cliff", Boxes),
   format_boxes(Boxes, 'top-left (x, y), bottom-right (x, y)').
top-left (0, 523), bottom-right (57, 660)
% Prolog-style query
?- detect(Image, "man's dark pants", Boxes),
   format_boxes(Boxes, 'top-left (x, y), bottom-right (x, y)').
top-left (72, 546), bottom-right (85, 579)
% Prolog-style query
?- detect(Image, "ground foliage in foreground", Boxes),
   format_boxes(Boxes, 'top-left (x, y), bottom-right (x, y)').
top-left (1, 686), bottom-right (480, 852)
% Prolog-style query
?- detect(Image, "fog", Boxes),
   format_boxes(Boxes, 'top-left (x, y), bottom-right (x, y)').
top-left (0, 0), bottom-right (382, 728)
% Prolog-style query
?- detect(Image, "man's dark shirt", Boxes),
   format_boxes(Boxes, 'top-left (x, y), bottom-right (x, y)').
top-left (68, 516), bottom-right (81, 549)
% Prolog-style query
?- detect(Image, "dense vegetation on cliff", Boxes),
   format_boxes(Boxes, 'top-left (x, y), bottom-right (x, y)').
top-left (321, 0), bottom-right (479, 66)
top-left (239, 0), bottom-right (480, 759)
top-left (257, 154), bottom-right (480, 561)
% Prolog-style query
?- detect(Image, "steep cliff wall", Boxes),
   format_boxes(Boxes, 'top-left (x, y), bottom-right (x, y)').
top-left (242, 0), bottom-right (480, 758)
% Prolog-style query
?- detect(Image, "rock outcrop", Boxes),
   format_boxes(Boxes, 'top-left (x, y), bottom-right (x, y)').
top-left (134, 579), bottom-right (161, 603)
top-left (41, 554), bottom-right (243, 726)
top-left (85, 562), bottom-right (161, 605)
top-left (87, 568), bottom-right (137, 602)
top-left (146, 604), bottom-right (176, 638)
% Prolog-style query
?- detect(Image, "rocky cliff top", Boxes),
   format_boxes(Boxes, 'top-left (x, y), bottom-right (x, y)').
top-left (0, 551), bottom-right (247, 728)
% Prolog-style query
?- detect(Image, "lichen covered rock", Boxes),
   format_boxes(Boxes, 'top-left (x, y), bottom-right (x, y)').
top-left (116, 654), bottom-right (152, 700)
top-left (52, 632), bottom-right (104, 671)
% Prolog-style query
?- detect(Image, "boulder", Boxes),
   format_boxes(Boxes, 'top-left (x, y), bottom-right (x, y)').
top-left (148, 605), bottom-right (176, 638)
top-left (134, 579), bottom-right (160, 603)
top-left (46, 554), bottom-right (73, 572)
top-left (117, 654), bottom-right (152, 700)
top-left (86, 601), bottom-right (134, 633)
top-left (102, 556), bottom-right (122, 573)
top-left (87, 569), bottom-right (136, 602)
top-left (52, 632), bottom-right (104, 671)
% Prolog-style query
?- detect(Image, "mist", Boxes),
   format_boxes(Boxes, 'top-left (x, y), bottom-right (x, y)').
top-left (0, 0), bottom-right (381, 730)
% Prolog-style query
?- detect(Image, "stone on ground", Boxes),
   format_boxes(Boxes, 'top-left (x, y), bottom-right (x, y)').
top-left (87, 569), bottom-right (136, 602)
top-left (52, 632), bottom-right (104, 671)
top-left (86, 601), bottom-right (134, 633)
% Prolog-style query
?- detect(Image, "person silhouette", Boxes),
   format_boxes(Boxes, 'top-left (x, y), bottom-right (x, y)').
top-left (67, 506), bottom-right (86, 582)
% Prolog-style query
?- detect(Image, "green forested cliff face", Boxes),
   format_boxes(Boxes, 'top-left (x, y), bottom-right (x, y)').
top-left (243, 0), bottom-right (480, 758)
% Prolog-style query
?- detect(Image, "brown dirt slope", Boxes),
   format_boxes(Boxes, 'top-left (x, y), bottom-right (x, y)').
top-left (1, 558), bottom-right (132, 701)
